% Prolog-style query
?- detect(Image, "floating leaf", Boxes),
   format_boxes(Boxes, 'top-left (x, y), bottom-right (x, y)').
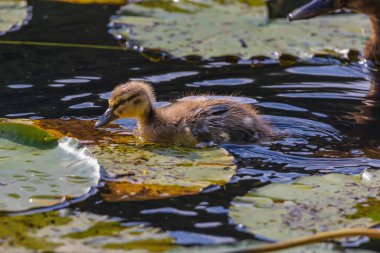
top-left (0, 211), bottom-right (177, 252)
top-left (2, 210), bottom-right (377, 252)
top-left (109, 0), bottom-right (370, 59)
top-left (0, 0), bottom-right (29, 35)
top-left (51, 0), bottom-right (126, 4)
top-left (229, 169), bottom-right (380, 242)
top-left (0, 122), bottom-right (100, 212)
top-left (92, 143), bottom-right (235, 201)
top-left (33, 118), bottom-right (136, 144)
top-left (32, 119), bottom-right (236, 201)
top-left (0, 122), bottom-right (57, 149)
top-left (41, 213), bottom-right (176, 253)
top-left (0, 212), bottom-right (72, 251)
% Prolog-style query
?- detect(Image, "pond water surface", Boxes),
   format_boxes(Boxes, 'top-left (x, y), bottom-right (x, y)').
top-left (1, 0), bottom-right (380, 251)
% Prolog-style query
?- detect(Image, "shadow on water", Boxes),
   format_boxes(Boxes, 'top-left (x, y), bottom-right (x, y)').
top-left (2, 0), bottom-right (380, 250)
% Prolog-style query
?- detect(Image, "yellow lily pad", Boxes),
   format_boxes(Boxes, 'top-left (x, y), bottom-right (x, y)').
top-left (33, 119), bottom-right (136, 144)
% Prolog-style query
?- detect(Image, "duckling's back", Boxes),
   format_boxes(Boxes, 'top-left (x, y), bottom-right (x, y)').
top-left (153, 99), bottom-right (272, 145)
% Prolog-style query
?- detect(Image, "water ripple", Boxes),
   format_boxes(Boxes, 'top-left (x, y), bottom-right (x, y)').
top-left (141, 207), bottom-right (198, 216)
top-left (286, 65), bottom-right (368, 78)
top-left (142, 71), bottom-right (199, 83)
top-left (226, 144), bottom-right (380, 175)
top-left (187, 78), bottom-right (254, 87)
top-left (265, 115), bottom-right (342, 140)
top-left (259, 102), bottom-right (308, 112)
top-left (7, 84), bottom-right (33, 89)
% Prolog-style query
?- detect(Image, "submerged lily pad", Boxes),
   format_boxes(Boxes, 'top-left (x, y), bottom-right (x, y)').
top-left (33, 119), bottom-right (236, 201)
top-left (109, 0), bottom-right (370, 59)
top-left (0, 212), bottom-right (72, 251)
top-left (2, 210), bottom-right (377, 252)
top-left (0, 0), bottom-right (29, 35)
top-left (51, 0), bottom-right (126, 4)
top-left (229, 169), bottom-right (380, 242)
top-left (0, 122), bottom-right (100, 212)
top-left (0, 211), bottom-right (177, 252)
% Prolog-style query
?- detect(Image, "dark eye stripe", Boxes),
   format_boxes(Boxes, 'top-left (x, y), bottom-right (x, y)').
top-left (113, 94), bottom-right (139, 110)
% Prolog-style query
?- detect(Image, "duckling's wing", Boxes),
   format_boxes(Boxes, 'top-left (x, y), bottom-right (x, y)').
top-left (203, 104), bottom-right (230, 116)
top-left (185, 103), bottom-right (232, 143)
top-left (185, 101), bottom-right (268, 144)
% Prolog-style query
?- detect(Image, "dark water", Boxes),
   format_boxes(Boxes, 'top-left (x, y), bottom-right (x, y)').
top-left (1, 0), bottom-right (380, 251)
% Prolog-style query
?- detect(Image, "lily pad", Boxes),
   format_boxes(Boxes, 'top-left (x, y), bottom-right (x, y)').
top-left (229, 169), bottom-right (380, 242)
top-left (109, 0), bottom-right (370, 59)
top-left (32, 119), bottom-right (236, 201)
top-left (51, 0), bottom-right (126, 4)
top-left (0, 122), bottom-right (100, 212)
top-left (92, 144), bottom-right (235, 201)
top-left (1, 210), bottom-right (377, 252)
top-left (0, 211), bottom-right (177, 252)
top-left (0, 212), bottom-right (72, 251)
top-left (0, 0), bottom-right (29, 35)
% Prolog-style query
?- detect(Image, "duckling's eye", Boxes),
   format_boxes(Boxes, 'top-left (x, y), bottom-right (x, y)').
top-left (113, 94), bottom-right (139, 109)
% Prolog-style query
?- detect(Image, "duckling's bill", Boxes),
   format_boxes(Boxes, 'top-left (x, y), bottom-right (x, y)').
top-left (95, 107), bottom-right (117, 128)
top-left (288, 0), bottom-right (339, 21)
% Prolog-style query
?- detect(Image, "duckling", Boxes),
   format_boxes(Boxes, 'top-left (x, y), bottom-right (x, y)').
top-left (288, 0), bottom-right (380, 64)
top-left (95, 81), bottom-right (272, 147)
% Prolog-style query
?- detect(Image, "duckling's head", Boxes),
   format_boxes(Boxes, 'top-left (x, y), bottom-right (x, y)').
top-left (288, 0), bottom-right (380, 21)
top-left (95, 81), bottom-right (156, 128)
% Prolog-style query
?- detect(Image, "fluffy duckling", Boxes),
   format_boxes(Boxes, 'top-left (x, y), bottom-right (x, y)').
top-left (289, 0), bottom-right (380, 64)
top-left (95, 81), bottom-right (272, 147)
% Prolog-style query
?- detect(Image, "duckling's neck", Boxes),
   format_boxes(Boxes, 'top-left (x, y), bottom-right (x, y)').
top-left (365, 15), bottom-right (380, 64)
top-left (136, 106), bottom-right (156, 125)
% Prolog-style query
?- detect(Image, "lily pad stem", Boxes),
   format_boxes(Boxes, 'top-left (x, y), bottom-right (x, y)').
top-left (232, 228), bottom-right (380, 253)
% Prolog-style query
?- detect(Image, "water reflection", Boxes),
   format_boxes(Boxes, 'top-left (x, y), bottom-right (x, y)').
top-left (7, 84), bottom-right (33, 89)
top-left (61, 93), bottom-right (92, 101)
top-left (348, 69), bottom-right (380, 124)
top-left (286, 65), bottom-right (368, 78)
top-left (187, 78), bottom-right (254, 87)
top-left (142, 71), bottom-right (199, 83)
top-left (54, 78), bottom-right (91, 84)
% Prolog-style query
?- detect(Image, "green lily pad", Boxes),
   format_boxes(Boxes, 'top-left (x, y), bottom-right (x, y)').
top-left (0, 212), bottom-right (72, 251)
top-left (0, 0), bottom-right (29, 35)
top-left (92, 143), bottom-right (235, 201)
top-left (229, 169), bottom-right (380, 242)
top-left (0, 122), bottom-right (100, 212)
top-left (38, 213), bottom-right (176, 252)
top-left (0, 211), bottom-right (177, 252)
top-left (109, 0), bottom-right (370, 59)
top-left (31, 119), bottom-right (235, 201)
top-left (2, 209), bottom-right (377, 253)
